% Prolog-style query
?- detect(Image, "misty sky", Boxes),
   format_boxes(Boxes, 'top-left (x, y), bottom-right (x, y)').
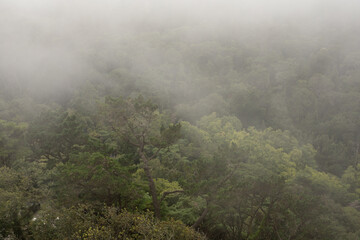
top-left (1, 0), bottom-right (359, 93)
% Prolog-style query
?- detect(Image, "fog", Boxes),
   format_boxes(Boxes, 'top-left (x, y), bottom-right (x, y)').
top-left (1, 0), bottom-right (360, 100)
top-left (2, 1), bottom-right (360, 238)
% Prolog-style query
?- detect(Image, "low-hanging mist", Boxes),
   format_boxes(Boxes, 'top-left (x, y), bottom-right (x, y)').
top-left (1, 1), bottom-right (360, 239)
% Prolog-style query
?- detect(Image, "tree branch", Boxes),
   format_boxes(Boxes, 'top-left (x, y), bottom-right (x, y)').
top-left (149, 148), bottom-right (162, 160)
top-left (160, 190), bottom-right (184, 202)
top-left (192, 205), bottom-right (209, 229)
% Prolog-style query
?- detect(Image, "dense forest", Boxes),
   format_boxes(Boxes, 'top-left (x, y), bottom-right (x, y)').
top-left (1, 0), bottom-right (360, 239)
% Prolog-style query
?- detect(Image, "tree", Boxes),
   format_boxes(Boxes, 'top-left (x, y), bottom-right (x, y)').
top-left (27, 109), bottom-right (88, 168)
top-left (101, 96), bottom-right (181, 218)
top-left (0, 166), bottom-right (41, 239)
top-left (55, 152), bottom-right (142, 209)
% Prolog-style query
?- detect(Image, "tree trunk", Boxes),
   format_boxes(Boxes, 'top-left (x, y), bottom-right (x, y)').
top-left (192, 205), bottom-right (209, 229)
top-left (140, 152), bottom-right (161, 219)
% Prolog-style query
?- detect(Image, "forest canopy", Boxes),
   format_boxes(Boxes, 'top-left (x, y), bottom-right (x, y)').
top-left (1, 0), bottom-right (360, 239)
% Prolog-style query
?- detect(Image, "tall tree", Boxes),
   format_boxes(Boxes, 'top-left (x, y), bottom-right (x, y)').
top-left (102, 96), bottom-right (181, 218)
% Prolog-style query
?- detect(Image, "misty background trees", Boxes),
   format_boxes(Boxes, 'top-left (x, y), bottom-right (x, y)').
top-left (1, 0), bottom-right (360, 239)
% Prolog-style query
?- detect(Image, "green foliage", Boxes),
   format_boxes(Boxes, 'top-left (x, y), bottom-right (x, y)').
top-left (55, 152), bottom-right (143, 209)
top-left (342, 164), bottom-right (360, 196)
top-left (30, 205), bottom-right (206, 240)
top-left (2, 19), bottom-right (360, 239)
top-left (27, 109), bottom-right (89, 168)
top-left (0, 166), bottom-right (40, 239)
top-left (101, 95), bottom-right (181, 149)
top-left (0, 119), bottom-right (29, 167)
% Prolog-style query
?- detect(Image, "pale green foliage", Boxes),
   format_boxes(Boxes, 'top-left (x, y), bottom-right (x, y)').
top-left (0, 166), bottom-right (40, 238)
top-left (297, 167), bottom-right (352, 204)
top-left (30, 205), bottom-right (206, 240)
top-left (154, 178), bottom-right (183, 196)
top-left (342, 164), bottom-right (360, 196)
